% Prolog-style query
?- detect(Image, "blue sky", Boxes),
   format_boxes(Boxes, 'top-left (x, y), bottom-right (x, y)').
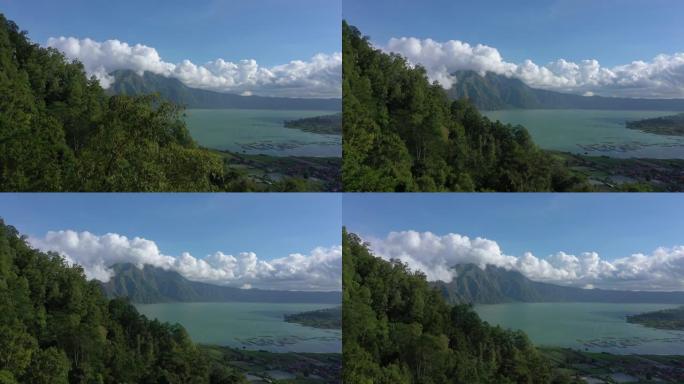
top-left (2, 0), bottom-right (340, 65)
top-left (344, 194), bottom-right (684, 290)
top-left (343, 0), bottom-right (684, 98)
top-left (0, 0), bottom-right (342, 98)
top-left (343, 193), bottom-right (684, 261)
top-left (343, 0), bottom-right (682, 67)
top-left (0, 193), bottom-right (341, 260)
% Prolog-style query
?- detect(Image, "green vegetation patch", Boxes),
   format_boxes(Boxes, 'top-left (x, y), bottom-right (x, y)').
top-left (0, 218), bottom-right (246, 383)
top-left (343, 228), bottom-right (554, 383)
top-left (627, 306), bottom-right (684, 331)
top-left (284, 113), bottom-right (342, 135)
top-left (626, 113), bottom-right (684, 136)
top-left (342, 21), bottom-right (590, 192)
top-left (0, 14), bottom-right (337, 192)
top-left (284, 307), bottom-right (341, 330)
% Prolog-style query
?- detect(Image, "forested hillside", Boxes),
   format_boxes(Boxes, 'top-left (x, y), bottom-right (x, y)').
top-left (342, 229), bottom-right (574, 384)
top-left (434, 264), bottom-right (684, 305)
top-left (110, 70), bottom-right (341, 110)
top-left (101, 263), bottom-right (341, 304)
top-left (342, 22), bottom-right (589, 192)
top-left (0, 219), bottom-right (245, 383)
top-left (448, 70), bottom-right (684, 111)
top-left (0, 14), bottom-right (329, 192)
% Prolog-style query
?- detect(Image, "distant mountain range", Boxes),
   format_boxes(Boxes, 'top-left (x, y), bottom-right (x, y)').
top-left (447, 70), bottom-right (684, 111)
top-left (433, 264), bottom-right (684, 304)
top-left (108, 69), bottom-right (341, 111)
top-left (99, 263), bottom-right (341, 304)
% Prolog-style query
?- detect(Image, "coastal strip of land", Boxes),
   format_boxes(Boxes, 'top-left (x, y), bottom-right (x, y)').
top-left (626, 306), bottom-right (684, 331)
top-left (284, 307), bottom-right (342, 330)
top-left (626, 113), bottom-right (684, 136)
top-left (284, 113), bottom-right (342, 135)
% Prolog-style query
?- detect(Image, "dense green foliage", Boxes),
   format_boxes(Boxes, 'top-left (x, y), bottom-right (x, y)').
top-left (626, 113), bottom-right (684, 136)
top-left (0, 219), bottom-right (245, 383)
top-left (110, 69), bottom-right (341, 111)
top-left (0, 14), bottom-right (335, 192)
top-left (342, 229), bottom-right (562, 383)
top-left (284, 113), bottom-right (342, 134)
top-left (626, 306), bottom-right (684, 330)
top-left (284, 306), bottom-right (342, 329)
top-left (434, 264), bottom-right (684, 305)
top-left (101, 263), bottom-right (341, 304)
top-left (448, 70), bottom-right (684, 111)
top-left (342, 22), bottom-right (589, 192)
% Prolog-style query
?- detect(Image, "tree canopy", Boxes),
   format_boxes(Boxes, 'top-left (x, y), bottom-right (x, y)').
top-left (342, 228), bottom-right (579, 383)
top-left (0, 14), bottom-right (330, 192)
top-left (0, 218), bottom-right (245, 383)
top-left (342, 21), bottom-right (590, 192)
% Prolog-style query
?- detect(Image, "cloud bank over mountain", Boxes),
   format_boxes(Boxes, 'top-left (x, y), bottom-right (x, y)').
top-left (30, 230), bottom-right (342, 291)
top-left (367, 230), bottom-right (684, 291)
top-left (46, 36), bottom-right (341, 98)
top-left (384, 37), bottom-right (684, 98)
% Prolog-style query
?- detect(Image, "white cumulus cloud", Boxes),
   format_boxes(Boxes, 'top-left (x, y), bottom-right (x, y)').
top-left (383, 37), bottom-right (684, 98)
top-left (46, 37), bottom-right (341, 98)
top-left (367, 230), bottom-right (684, 291)
top-left (29, 230), bottom-right (341, 291)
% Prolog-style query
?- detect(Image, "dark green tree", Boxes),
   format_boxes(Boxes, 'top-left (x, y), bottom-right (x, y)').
top-left (0, 218), bottom-right (245, 383)
top-left (343, 228), bottom-right (553, 383)
top-left (342, 21), bottom-right (590, 192)
top-left (0, 14), bottom-right (262, 192)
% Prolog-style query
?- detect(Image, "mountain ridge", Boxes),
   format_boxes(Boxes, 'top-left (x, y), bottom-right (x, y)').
top-left (447, 70), bottom-right (684, 111)
top-left (434, 263), bottom-right (684, 304)
top-left (99, 263), bottom-right (341, 304)
top-left (108, 69), bottom-right (341, 110)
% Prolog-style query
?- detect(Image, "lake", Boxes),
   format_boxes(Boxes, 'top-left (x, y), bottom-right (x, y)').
top-left (184, 109), bottom-right (341, 157)
top-left (135, 302), bottom-right (341, 353)
top-left (482, 109), bottom-right (684, 159)
top-left (475, 302), bottom-right (684, 355)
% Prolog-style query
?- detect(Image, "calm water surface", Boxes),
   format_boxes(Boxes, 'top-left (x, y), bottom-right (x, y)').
top-left (135, 302), bottom-right (341, 353)
top-left (483, 109), bottom-right (684, 159)
top-left (184, 109), bottom-right (341, 157)
top-left (475, 302), bottom-right (684, 355)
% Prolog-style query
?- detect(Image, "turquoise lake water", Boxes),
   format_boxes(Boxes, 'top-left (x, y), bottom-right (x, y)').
top-left (135, 302), bottom-right (341, 353)
top-left (483, 109), bottom-right (684, 159)
top-left (475, 302), bottom-right (684, 355)
top-left (184, 109), bottom-right (341, 157)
